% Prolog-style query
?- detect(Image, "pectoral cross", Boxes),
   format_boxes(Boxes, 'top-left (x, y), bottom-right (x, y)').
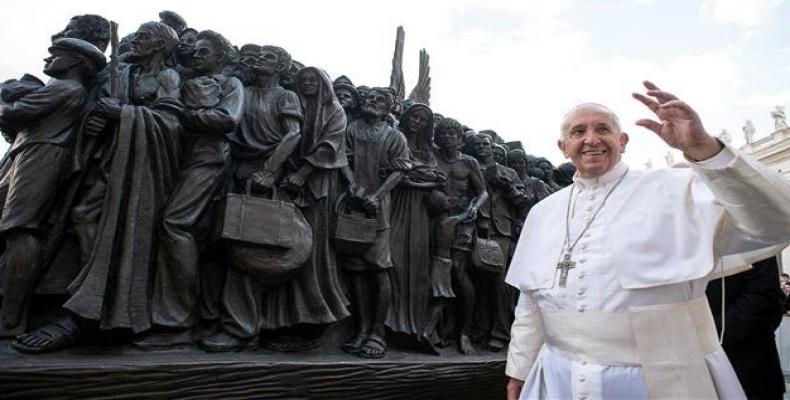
top-left (556, 253), bottom-right (576, 287)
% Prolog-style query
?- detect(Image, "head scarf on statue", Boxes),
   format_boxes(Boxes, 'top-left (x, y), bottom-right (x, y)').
top-left (294, 66), bottom-right (348, 172)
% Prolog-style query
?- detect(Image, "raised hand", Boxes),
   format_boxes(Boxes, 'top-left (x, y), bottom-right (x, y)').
top-left (632, 81), bottom-right (722, 161)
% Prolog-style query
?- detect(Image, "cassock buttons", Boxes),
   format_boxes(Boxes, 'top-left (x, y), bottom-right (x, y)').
top-left (581, 244), bottom-right (588, 250)
top-left (577, 304), bottom-right (586, 312)
top-left (579, 376), bottom-right (587, 382)
top-left (577, 288), bottom-right (586, 296)
top-left (579, 258), bottom-right (587, 263)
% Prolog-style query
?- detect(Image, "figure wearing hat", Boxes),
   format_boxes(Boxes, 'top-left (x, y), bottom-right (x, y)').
top-left (0, 38), bottom-right (106, 335)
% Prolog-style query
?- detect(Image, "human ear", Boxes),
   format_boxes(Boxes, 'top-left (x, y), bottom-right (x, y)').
top-left (557, 138), bottom-right (568, 158)
top-left (619, 132), bottom-right (629, 153)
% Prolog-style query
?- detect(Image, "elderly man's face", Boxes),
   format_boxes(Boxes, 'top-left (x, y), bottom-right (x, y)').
top-left (361, 90), bottom-right (391, 117)
top-left (130, 27), bottom-right (162, 59)
top-left (558, 105), bottom-right (628, 179)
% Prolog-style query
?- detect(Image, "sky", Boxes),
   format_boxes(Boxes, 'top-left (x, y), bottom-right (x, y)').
top-left (0, 0), bottom-right (787, 167)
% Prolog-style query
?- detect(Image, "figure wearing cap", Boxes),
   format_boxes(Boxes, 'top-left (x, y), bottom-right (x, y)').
top-left (0, 38), bottom-right (106, 335)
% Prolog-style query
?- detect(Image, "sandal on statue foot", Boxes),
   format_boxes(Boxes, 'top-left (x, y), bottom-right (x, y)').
top-left (12, 317), bottom-right (81, 354)
top-left (358, 335), bottom-right (386, 359)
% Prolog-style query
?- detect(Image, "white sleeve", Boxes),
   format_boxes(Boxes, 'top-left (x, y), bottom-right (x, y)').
top-left (689, 145), bottom-right (790, 275)
top-left (506, 291), bottom-right (545, 380)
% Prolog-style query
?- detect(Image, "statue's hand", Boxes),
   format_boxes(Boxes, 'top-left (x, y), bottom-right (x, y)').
top-left (362, 193), bottom-right (380, 215)
top-left (251, 169), bottom-right (277, 190)
top-left (281, 171), bottom-right (307, 192)
top-left (632, 81), bottom-right (722, 161)
top-left (84, 114), bottom-right (108, 136)
top-left (95, 98), bottom-right (123, 119)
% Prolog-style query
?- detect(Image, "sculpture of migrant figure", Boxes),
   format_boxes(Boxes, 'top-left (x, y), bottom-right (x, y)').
top-left (227, 44), bottom-right (261, 86)
top-left (333, 81), bottom-right (360, 123)
top-left (146, 30), bottom-right (244, 345)
top-left (254, 66), bottom-right (351, 352)
top-left (386, 103), bottom-right (447, 346)
top-left (12, 22), bottom-right (183, 353)
top-left (465, 132), bottom-right (528, 351)
top-left (507, 148), bottom-right (552, 239)
top-left (423, 117), bottom-right (488, 354)
top-left (0, 39), bottom-right (105, 337)
top-left (199, 45), bottom-right (304, 352)
top-left (340, 87), bottom-right (411, 359)
top-left (530, 156), bottom-right (562, 192)
top-left (173, 28), bottom-right (198, 80)
top-left (51, 14), bottom-right (112, 52)
top-left (553, 161), bottom-right (576, 188)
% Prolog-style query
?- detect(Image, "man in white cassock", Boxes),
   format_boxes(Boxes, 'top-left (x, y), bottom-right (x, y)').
top-left (505, 81), bottom-right (790, 400)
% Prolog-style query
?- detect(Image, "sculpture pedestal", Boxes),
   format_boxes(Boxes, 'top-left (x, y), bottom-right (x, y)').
top-left (0, 340), bottom-right (506, 399)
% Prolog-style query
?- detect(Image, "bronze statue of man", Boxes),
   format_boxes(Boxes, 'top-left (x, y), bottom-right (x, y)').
top-left (14, 21), bottom-right (183, 353)
top-left (147, 30), bottom-right (244, 344)
top-left (0, 38), bottom-right (106, 336)
top-left (422, 117), bottom-right (488, 354)
top-left (465, 132), bottom-right (528, 352)
top-left (340, 87), bottom-right (411, 359)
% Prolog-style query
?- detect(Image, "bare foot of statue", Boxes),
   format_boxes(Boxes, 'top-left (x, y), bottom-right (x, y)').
top-left (358, 334), bottom-right (386, 359)
top-left (12, 316), bottom-right (81, 354)
top-left (458, 333), bottom-right (475, 355)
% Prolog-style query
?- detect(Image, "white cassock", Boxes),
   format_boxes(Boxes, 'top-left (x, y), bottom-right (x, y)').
top-left (505, 146), bottom-right (790, 400)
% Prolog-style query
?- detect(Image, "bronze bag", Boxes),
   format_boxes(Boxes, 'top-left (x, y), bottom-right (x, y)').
top-left (471, 236), bottom-right (506, 274)
top-left (219, 184), bottom-right (312, 288)
top-left (220, 185), bottom-right (299, 248)
top-left (333, 193), bottom-right (378, 255)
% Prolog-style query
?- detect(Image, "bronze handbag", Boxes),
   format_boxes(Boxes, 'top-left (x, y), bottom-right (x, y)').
top-left (471, 236), bottom-right (506, 274)
top-left (219, 183), bottom-right (312, 287)
top-left (333, 192), bottom-right (378, 255)
top-left (220, 184), bottom-right (300, 248)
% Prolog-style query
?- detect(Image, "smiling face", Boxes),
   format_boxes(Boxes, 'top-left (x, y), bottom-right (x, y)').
top-left (558, 104), bottom-right (629, 179)
top-left (298, 69), bottom-right (320, 97)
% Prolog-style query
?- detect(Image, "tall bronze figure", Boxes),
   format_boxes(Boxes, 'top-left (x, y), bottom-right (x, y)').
top-left (340, 87), bottom-right (411, 359)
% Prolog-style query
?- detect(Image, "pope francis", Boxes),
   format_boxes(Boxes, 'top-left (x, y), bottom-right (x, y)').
top-left (505, 81), bottom-right (790, 399)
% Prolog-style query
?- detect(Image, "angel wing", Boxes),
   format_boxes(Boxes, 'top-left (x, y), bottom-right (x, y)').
top-left (389, 26), bottom-right (405, 101)
top-left (408, 49), bottom-right (431, 106)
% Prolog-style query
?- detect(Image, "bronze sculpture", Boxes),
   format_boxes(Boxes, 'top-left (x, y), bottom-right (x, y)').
top-left (0, 14), bottom-right (565, 370)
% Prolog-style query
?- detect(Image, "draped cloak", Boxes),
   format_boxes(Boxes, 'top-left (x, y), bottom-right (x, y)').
top-left (64, 65), bottom-right (183, 333)
top-left (259, 67), bottom-right (351, 329)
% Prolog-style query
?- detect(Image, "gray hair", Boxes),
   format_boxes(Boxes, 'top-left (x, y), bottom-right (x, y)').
top-left (559, 103), bottom-right (621, 137)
